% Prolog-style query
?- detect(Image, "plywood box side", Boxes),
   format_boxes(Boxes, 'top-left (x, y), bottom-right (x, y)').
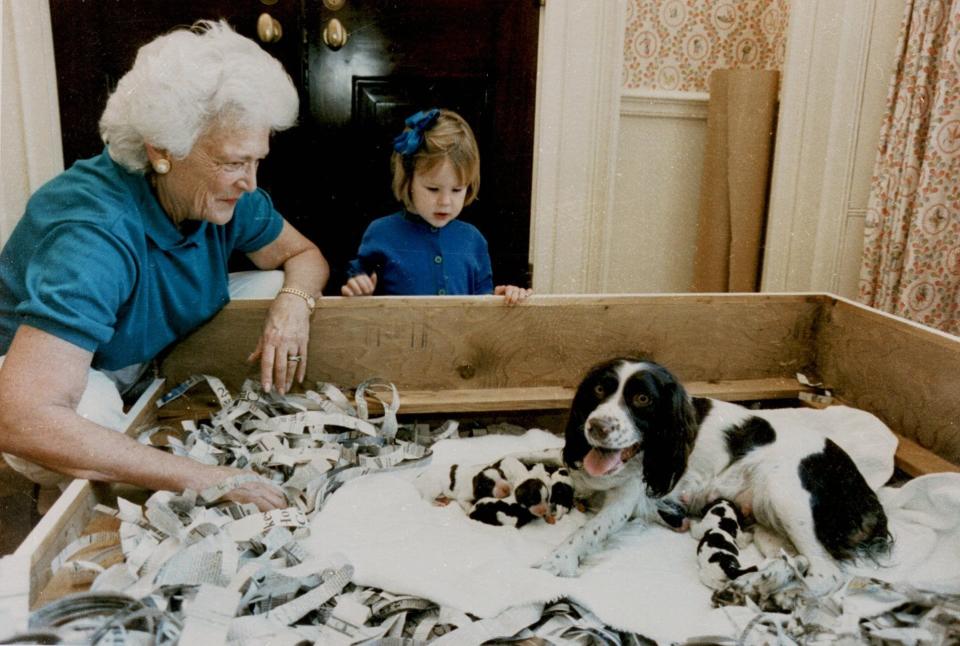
top-left (162, 294), bottom-right (824, 393)
top-left (14, 380), bottom-right (164, 607)
top-left (14, 479), bottom-right (102, 608)
top-left (816, 299), bottom-right (960, 465)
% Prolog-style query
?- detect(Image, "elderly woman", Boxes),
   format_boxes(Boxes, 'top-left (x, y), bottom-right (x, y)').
top-left (0, 22), bottom-right (327, 511)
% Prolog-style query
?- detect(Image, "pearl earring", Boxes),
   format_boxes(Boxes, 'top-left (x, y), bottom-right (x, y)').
top-left (153, 159), bottom-right (170, 175)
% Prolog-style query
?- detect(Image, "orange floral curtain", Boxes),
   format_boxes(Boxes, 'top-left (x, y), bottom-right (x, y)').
top-left (859, 0), bottom-right (960, 335)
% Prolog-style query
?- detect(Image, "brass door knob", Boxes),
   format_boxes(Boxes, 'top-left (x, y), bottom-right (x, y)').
top-left (257, 13), bottom-right (282, 43)
top-left (323, 18), bottom-right (347, 50)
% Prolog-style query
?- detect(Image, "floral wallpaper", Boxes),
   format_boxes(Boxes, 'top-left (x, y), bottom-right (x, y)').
top-left (623, 0), bottom-right (790, 92)
top-left (859, 0), bottom-right (960, 335)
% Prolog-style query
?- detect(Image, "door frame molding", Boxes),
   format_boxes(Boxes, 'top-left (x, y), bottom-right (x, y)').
top-left (0, 0), bottom-right (64, 246)
top-left (762, 0), bottom-right (896, 293)
top-left (530, 0), bottom-right (627, 293)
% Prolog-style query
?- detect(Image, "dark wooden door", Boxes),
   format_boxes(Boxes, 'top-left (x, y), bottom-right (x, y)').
top-left (48, 0), bottom-right (539, 294)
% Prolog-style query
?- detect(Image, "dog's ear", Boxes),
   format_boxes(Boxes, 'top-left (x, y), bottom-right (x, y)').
top-left (562, 376), bottom-right (597, 467)
top-left (562, 359), bottom-right (621, 467)
top-left (642, 368), bottom-right (698, 497)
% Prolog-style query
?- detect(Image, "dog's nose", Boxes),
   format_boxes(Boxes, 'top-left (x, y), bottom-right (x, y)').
top-left (587, 417), bottom-right (614, 439)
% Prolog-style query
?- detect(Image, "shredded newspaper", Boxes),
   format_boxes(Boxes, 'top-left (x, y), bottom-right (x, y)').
top-left (7, 376), bottom-right (656, 645)
top-left (693, 551), bottom-right (960, 645)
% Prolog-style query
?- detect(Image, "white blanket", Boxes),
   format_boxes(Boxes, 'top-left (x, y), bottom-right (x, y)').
top-left (302, 406), bottom-right (960, 643)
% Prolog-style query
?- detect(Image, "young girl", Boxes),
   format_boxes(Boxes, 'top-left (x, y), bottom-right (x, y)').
top-left (341, 108), bottom-right (531, 304)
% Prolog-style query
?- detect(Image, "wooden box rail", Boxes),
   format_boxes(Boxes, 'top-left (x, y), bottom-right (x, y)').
top-left (163, 293), bottom-right (960, 465)
top-left (385, 377), bottom-right (816, 414)
top-left (11, 292), bottom-right (960, 609)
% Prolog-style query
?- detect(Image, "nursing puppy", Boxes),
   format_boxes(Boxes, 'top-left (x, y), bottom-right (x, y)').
top-left (538, 358), bottom-right (890, 594)
top-left (513, 462), bottom-right (553, 521)
top-left (546, 465), bottom-right (574, 522)
top-left (691, 498), bottom-right (757, 589)
top-left (435, 457), bottom-right (525, 510)
top-left (469, 495), bottom-right (535, 527)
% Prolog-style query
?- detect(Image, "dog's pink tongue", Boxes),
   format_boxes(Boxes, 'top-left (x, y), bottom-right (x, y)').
top-left (584, 448), bottom-right (623, 476)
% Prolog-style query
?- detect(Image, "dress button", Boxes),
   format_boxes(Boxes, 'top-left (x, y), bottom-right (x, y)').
top-left (431, 226), bottom-right (439, 233)
top-left (434, 255), bottom-right (443, 264)
top-left (437, 289), bottom-right (446, 295)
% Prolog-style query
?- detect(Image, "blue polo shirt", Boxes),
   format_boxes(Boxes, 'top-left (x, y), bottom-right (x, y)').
top-left (346, 211), bottom-right (494, 296)
top-left (0, 149), bottom-right (283, 370)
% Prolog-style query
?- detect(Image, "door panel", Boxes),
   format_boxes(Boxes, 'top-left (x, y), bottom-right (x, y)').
top-left (48, 1), bottom-right (539, 294)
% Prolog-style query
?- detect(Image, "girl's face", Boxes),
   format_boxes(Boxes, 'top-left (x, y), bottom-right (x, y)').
top-left (410, 158), bottom-right (468, 228)
top-left (156, 123), bottom-right (269, 227)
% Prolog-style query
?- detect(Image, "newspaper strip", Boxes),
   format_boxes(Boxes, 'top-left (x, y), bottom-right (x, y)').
top-left (178, 584), bottom-right (241, 645)
top-left (0, 555), bottom-right (30, 636)
top-left (31, 374), bottom-right (939, 644)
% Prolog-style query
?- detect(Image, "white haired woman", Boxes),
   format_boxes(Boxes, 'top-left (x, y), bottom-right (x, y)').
top-left (0, 21), bottom-right (328, 511)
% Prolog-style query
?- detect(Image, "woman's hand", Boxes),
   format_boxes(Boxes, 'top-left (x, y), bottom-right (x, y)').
top-left (494, 284), bottom-right (532, 305)
top-left (200, 465), bottom-right (288, 511)
top-left (0, 326), bottom-right (292, 509)
top-left (247, 291), bottom-right (311, 394)
top-left (245, 220), bottom-right (328, 395)
top-left (341, 272), bottom-right (377, 296)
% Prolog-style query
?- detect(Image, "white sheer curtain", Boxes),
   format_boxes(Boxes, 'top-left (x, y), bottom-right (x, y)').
top-left (0, 0), bottom-right (63, 247)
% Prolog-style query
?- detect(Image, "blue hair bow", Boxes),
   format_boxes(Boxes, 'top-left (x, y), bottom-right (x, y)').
top-left (392, 108), bottom-right (440, 156)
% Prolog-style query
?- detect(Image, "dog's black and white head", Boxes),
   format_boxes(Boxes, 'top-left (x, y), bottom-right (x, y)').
top-left (514, 463), bottom-right (552, 520)
top-left (547, 466), bottom-right (574, 522)
top-left (563, 358), bottom-right (698, 497)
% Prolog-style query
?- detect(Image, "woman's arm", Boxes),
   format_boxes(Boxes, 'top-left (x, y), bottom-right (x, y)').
top-left (0, 325), bottom-right (286, 510)
top-left (246, 219), bottom-right (328, 394)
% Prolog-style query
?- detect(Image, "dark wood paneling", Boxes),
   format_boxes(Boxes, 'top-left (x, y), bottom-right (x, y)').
top-left (49, 1), bottom-right (540, 293)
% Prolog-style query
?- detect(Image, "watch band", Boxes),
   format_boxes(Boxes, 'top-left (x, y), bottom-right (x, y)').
top-left (278, 286), bottom-right (316, 313)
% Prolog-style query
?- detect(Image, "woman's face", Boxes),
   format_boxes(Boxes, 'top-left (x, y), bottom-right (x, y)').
top-left (157, 123), bottom-right (270, 226)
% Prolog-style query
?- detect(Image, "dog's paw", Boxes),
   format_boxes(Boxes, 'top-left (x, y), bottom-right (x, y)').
top-left (733, 556), bottom-right (801, 598)
top-left (536, 547), bottom-right (581, 577)
top-left (655, 497), bottom-right (689, 531)
top-left (803, 558), bottom-right (843, 597)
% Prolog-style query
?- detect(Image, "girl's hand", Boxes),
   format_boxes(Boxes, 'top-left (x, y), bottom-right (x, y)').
top-left (494, 284), bottom-right (532, 305)
top-left (247, 290), bottom-right (312, 394)
top-left (341, 272), bottom-right (378, 296)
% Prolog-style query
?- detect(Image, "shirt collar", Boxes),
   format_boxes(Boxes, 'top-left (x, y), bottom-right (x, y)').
top-left (112, 153), bottom-right (205, 250)
top-left (402, 210), bottom-right (440, 233)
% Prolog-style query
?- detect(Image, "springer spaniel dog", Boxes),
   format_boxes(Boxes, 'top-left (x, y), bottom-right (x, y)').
top-left (537, 358), bottom-right (890, 594)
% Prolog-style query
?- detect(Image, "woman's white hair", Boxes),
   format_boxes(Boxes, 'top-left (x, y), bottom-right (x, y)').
top-left (100, 20), bottom-right (299, 172)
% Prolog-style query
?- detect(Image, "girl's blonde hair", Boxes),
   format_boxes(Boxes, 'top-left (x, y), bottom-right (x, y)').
top-left (391, 109), bottom-right (480, 211)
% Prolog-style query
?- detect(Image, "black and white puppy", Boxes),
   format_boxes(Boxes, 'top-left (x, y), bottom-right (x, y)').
top-left (513, 462), bottom-right (553, 521)
top-left (547, 466), bottom-right (575, 522)
top-left (690, 499), bottom-right (757, 589)
top-left (436, 457), bottom-right (524, 510)
top-left (538, 358), bottom-right (890, 594)
top-left (469, 495), bottom-right (535, 527)
top-left (471, 461), bottom-right (576, 527)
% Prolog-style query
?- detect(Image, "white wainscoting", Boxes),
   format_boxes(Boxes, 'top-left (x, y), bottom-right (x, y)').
top-left (606, 89), bottom-right (708, 293)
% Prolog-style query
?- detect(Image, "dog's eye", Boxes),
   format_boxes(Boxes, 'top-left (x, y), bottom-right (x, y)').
top-left (593, 384), bottom-right (605, 398)
top-left (632, 393), bottom-right (651, 407)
